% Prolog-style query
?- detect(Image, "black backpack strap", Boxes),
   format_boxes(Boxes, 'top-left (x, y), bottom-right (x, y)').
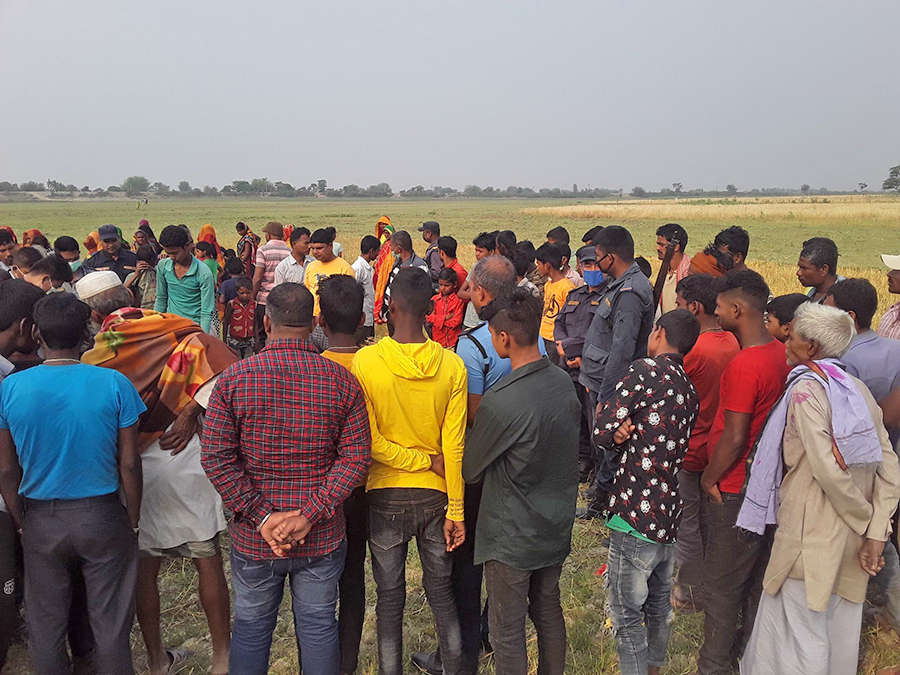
top-left (457, 325), bottom-right (490, 378)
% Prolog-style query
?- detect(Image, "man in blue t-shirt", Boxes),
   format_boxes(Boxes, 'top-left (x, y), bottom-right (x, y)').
top-left (0, 292), bottom-right (145, 674)
top-left (412, 255), bottom-right (545, 675)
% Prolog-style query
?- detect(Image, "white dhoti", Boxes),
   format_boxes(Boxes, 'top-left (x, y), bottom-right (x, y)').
top-left (741, 578), bottom-right (862, 675)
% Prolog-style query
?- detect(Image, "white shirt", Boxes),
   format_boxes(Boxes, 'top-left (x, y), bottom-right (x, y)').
top-left (352, 256), bottom-right (375, 327)
top-left (274, 253), bottom-right (314, 286)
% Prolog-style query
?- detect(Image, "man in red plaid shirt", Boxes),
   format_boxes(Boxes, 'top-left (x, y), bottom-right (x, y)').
top-left (202, 282), bottom-right (372, 675)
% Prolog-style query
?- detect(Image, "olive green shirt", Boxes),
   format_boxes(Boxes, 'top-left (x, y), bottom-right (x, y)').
top-left (462, 357), bottom-right (581, 570)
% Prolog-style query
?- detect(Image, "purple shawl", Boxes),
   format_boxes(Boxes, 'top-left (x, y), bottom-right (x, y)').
top-left (736, 358), bottom-right (884, 535)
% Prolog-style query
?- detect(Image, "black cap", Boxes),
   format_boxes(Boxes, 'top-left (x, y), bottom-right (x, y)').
top-left (417, 221), bottom-right (440, 235)
top-left (576, 245), bottom-right (598, 263)
top-left (98, 224), bottom-right (119, 241)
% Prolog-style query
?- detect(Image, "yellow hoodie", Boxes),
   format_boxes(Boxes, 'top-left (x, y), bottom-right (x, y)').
top-left (352, 337), bottom-right (467, 521)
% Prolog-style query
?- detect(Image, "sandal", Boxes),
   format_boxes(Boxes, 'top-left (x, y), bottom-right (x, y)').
top-left (164, 648), bottom-right (190, 675)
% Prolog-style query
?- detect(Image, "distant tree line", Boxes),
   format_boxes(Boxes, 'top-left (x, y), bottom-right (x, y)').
top-left (0, 171), bottom-right (895, 199)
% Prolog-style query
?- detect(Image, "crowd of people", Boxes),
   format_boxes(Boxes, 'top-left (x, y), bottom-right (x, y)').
top-left (0, 215), bottom-right (899, 675)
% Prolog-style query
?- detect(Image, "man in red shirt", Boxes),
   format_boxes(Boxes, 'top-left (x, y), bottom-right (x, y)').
top-left (673, 274), bottom-right (741, 611)
top-left (437, 236), bottom-right (468, 290)
top-left (697, 270), bottom-right (791, 675)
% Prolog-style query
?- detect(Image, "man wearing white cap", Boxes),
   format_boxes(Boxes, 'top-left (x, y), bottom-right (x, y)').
top-left (879, 254), bottom-right (900, 341)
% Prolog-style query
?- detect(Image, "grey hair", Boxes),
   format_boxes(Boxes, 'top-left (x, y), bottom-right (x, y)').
top-left (791, 302), bottom-right (855, 359)
top-left (82, 285), bottom-right (133, 319)
top-left (471, 255), bottom-right (517, 301)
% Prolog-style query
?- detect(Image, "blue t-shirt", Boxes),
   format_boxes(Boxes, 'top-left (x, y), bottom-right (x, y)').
top-left (219, 277), bottom-right (239, 304)
top-left (0, 364), bottom-right (146, 501)
top-left (456, 322), bottom-right (547, 395)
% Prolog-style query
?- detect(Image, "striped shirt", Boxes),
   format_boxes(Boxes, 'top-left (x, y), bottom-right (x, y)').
top-left (879, 302), bottom-right (900, 341)
top-left (254, 240), bottom-right (291, 305)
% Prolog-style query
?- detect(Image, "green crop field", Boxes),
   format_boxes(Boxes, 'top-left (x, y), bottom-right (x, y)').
top-left (3, 195), bottom-right (900, 673)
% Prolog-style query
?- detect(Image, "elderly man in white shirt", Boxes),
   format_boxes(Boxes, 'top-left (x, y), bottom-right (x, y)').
top-left (274, 227), bottom-right (314, 286)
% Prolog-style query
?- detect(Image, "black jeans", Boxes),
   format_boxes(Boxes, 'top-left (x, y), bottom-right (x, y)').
top-left (297, 486), bottom-right (369, 674)
top-left (0, 511), bottom-right (15, 670)
top-left (484, 560), bottom-right (566, 675)
top-left (368, 488), bottom-right (462, 675)
top-left (576, 380), bottom-right (595, 474)
top-left (23, 494), bottom-right (138, 675)
top-left (698, 493), bottom-right (772, 675)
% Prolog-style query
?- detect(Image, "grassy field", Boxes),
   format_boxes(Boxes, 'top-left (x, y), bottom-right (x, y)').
top-left (3, 196), bottom-right (900, 673)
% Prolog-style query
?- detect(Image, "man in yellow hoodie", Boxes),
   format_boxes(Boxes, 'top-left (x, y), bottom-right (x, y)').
top-left (351, 267), bottom-right (468, 675)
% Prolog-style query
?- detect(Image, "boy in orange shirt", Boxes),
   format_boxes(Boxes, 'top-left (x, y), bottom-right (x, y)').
top-left (426, 268), bottom-right (465, 349)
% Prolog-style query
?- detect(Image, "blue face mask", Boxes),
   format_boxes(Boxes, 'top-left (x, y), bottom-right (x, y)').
top-left (583, 269), bottom-right (605, 287)
top-left (69, 259), bottom-right (82, 272)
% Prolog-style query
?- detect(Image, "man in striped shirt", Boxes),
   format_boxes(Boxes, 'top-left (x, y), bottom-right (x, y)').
top-left (252, 221), bottom-right (291, 347)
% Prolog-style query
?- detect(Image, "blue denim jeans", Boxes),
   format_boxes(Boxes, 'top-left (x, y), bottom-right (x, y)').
top-left (230, 541), bottom-right (347, 675)
top-left (607, 530), bottom-right (675, 675)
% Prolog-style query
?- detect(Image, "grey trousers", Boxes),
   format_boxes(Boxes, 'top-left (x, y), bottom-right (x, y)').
top-left (23, 494), bottom-right (138, 675)
top-left (674, 469), bottom-right (709, 593)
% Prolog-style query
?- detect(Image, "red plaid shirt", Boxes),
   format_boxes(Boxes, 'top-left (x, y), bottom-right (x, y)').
top-left (202, 338), bottom-right (372, 560)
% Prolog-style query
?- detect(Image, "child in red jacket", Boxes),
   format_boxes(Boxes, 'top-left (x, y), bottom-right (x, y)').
top-left (427, 268), bottom-right (464, 348)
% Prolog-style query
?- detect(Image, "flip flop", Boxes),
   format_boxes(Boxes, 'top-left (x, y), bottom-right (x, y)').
top-left (164, 648), bottom-right (190, 675)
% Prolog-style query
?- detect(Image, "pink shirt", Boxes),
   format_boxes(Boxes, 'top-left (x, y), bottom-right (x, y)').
top-left (879, 302), bottom-right (900, 341)
top-left (254, 240), bottom-right (290, 305)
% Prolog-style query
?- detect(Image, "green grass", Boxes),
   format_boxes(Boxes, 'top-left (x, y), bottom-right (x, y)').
top-left (4, 197), bottom-right (900, 672)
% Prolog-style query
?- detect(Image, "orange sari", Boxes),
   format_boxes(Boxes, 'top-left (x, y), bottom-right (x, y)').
top-left (198, 224), bottom-right (225, 267)
top-left (373, 216), bottom-right (396, 323)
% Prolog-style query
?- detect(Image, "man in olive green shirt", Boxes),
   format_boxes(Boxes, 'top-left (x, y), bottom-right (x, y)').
top-left (462, 289), bottom-right (580, 675)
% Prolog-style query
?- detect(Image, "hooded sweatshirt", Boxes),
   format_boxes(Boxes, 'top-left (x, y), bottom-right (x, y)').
top-left (352, 337), bottom-right (467, 521)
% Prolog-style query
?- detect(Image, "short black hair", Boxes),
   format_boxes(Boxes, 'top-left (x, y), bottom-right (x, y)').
top-left (40, 255), bottom-right (72, 284)
top-left (389, 267), bottom-right (432, 319)
top-left (0, 279), bottom-right (46, 331)
top-left (319, 275), bottom-right (364, 335)
top-left (827, 279), bottom-right (877, 330)
top-left (557, 243), bottom-right (572, 265)
top-left (800, 237), bottom-right (839, 275)
top-left (546, 226), bottom-right (570, 245)
top-left (516, 240), bottom-right (536, 260)
top-left (656, 223), bottom-right (688, 252)
top-left (12, 247), bottom-right (42, 270)
top-left (438, 268), bottom-right (458, 286)
top-left (592, 225), bottom-right (635, 261)
top-left (310, 228), bottom-right (335, 245)
top-left (472, 232), bottom-right (496, 251)
top-left (224, 256), bottom-right (244, 276)
top-left (483, 288), bottom-right (542, 347)
top-left (437, 236), bottom-right (457, 258)
top-left (0, 230), bottom-right (12, 246)
top-left (676, 274), bottom-right (719, 315)
top-left (32, 292), bottom-right (91, 349)
top-left (714, 226), bottom-right (750, 260)
top-left (159, 225), bottom-right (190, 249)
top-left (361, 235), bottom-right (380, 255)
top-left (703, 243), bottom-right (737, 273)
top-left (582, 226), bottom-right (603, 244)
top-left (391, 230), bottom-right (413, 252)
top-left (535, 243), bottom-right (564, 270)
top-left (265, 282), bottom-right (314, 328)
top-left (765, 293), bottom-right (808, 326)
top-left (718, 269), bottom-right (770, 313)
top-left (289, 227), bottom-right (311, 245)
top-left (32, 234), bottom-right (50, 249)
top-left (234, 276), bottom-right (253, 292)
top-left (508, 248), bottom-right (531, 278)
top-left (54, 236), bottom-right (79, 254)
top-left (195, 241), bottom-right (217, 258)
top-left (496, 230), bottom-right (517, 253)
top-left (656, 309), bottom-right (701, 355)
top-left (635, 256), bottom-right (652, 278)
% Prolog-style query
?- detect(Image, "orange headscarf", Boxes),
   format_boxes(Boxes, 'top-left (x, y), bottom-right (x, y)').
top-left (689, 251), bottom-right (727, 277)
top-left (283, 224), bottom-right (295, 242)
top-left (373, 216), bottom-right (396, 323)
top-left (84, 231), bottom-right (100, 256)
top-left (22, 229), bottom-right (43, 247)
top-left (198, 224), bottom-right (225, 267)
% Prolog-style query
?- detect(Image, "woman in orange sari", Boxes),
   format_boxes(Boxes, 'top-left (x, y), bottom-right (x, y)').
top-left (372, 216), bottom-right (396, 323)
top-left (22, 229), bottom-right (43, 247)
top-left (83, 230), bottom-right (100, 256)
top-left (198, 224), bottom-right (225, 267)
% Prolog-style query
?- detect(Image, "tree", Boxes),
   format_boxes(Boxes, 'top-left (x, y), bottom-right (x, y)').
top-left (20, 181), bottom-right (45, 191)
top-left (231, 180), bottom-right (252, 193)
top-left (203, 185), bottom-right (219, 196)
top-left (178, 181), bottom-right (191, 193)
top-left (122, 176), bottom-right (150, 194)
top-left (630, 186), bottom-right (647, 198)
top-left (81, 185), bottom-right (90, 192)
top-left (572, 183), bottom-right (578, 194)
top-left (250, 178), bottom-right (273, 194)
top-left (151, 182), bottom-right (171, 195)
top-left (317, 179), bottom-right (327, 194)
top-left (800, 184), bottom-right (811, 194)
top-left (672, 182), bottom-right (683, 194)
top-left (0, 182), bottom-right (17, 192)
top-left (726, 184), bottom-right (737, 195)
top-left (65, 184), bottom-right (77, 192)
top-left (858, 182), bottom-right (867, 193)
top-left (883, 165), bottom-right (900, 192)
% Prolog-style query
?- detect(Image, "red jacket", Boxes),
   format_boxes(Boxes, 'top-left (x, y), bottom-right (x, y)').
top-left (427, 292), bottom-right (464, 348)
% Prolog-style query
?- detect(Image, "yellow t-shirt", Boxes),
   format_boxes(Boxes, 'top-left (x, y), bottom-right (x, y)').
top-left (541, 276), bottom-right (576, 341)
top-left (322, 349), bottom-right (357, 371)
top-left (304, 257), bottom-right (355, 315)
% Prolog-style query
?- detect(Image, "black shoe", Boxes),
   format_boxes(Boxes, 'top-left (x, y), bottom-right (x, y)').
top-left (411, 651), bottom-right (442, 675)
top-left (575, 506), bottom-right (603, 520)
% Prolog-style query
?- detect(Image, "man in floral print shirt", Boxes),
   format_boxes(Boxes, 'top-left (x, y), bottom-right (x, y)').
top-left (593, 309), bottom-right (700, 675)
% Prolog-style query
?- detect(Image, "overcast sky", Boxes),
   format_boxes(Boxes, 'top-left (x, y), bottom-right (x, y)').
top-left (2, 1), bottom-right (897, 192)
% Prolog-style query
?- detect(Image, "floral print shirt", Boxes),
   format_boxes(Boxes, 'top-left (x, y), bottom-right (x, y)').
top-left (593, 353), bottom-right (699, 543)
